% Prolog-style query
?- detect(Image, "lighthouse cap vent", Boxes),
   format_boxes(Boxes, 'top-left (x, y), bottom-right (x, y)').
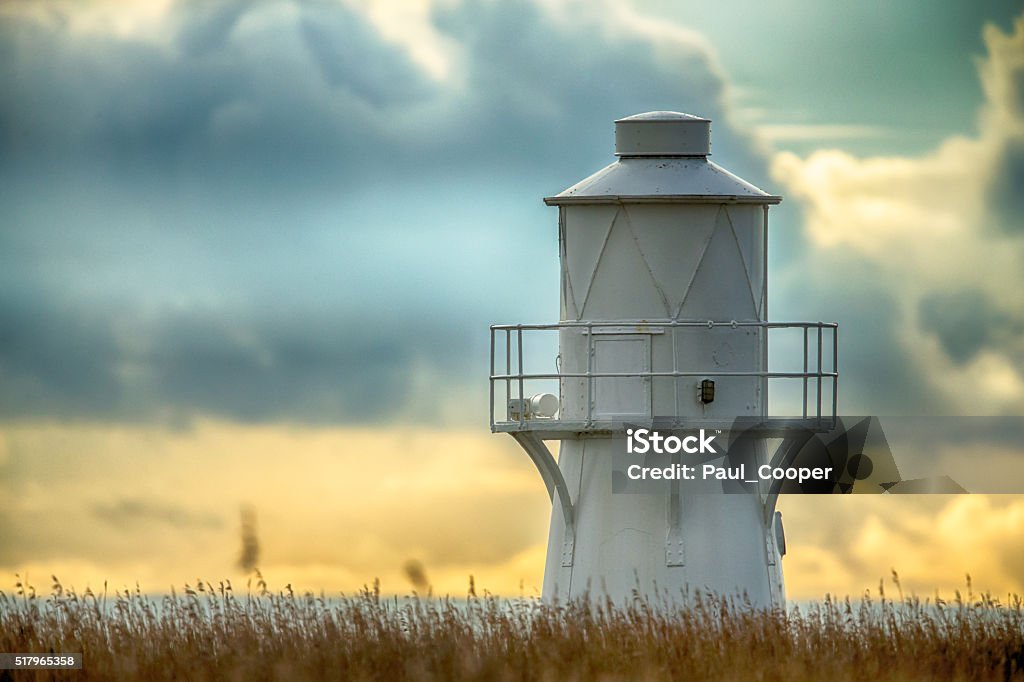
top-left (615, 111), bottom-right (710, 157)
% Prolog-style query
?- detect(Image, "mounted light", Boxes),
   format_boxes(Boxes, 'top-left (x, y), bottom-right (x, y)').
top-left (699, 379), bottom-right (715, 404)
top-left (508, 393), bottom-right (559, 420)
top-left (529, 393), bottom-right (559, 419)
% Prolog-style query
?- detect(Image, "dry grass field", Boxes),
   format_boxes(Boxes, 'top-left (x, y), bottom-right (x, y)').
top-left (2, 573), bottom-right (1023, 681)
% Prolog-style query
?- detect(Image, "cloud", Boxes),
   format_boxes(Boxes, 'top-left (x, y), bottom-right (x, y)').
top-left (988, 135), bottom-right (1024, 228)
top-left (0, 0), bottom-right (762, 191)
top-left (755, 123), bottom-right (889, 143)
top-left (0, 0), bottom-right (771, 425)
top-left (0, 287), bottom-right (477, 424)
top-left (771, 15), bottom-right (1024, 415)
top-left (91, 497), bottom-right (223, 530)
top-left (917, 289), bottom-right (1024, 365)
top-left (0, 420), bottom-right (552, 593)
top-left (780, 495), bottom-right (1024, 600)
top-left (4, 418), bottom-right (1024, 599)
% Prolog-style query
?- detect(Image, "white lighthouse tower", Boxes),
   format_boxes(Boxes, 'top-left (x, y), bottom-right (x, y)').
top-left (490, 112), bottom-right (837, 609)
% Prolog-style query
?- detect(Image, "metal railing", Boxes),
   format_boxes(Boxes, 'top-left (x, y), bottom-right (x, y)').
top-left (489, 319), bottom-right (838, 435)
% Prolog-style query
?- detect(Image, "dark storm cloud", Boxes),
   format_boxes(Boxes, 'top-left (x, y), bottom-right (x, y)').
top-left (918, 289), bottom-right (1024, 365)
top-left (0, 288), bottom-right (123, 417)
top-left (0, 0), bottom-right (761, 186)
top-left (0, 0), bottom-right (770, 424)
top-left (987, 135), bottom-right (1024, 232)
top-left (429, 0), bottom-right (759, 174)
top-left (0, 288), bottom-right (475, 423)
top-left (0, 0), bottom-right (433, 185)
top-left (299, 3), bottom-right (434, 105)
top-left (173, 0), bottom-right (255, 57)
top-left (824, 281), bottom-right (945, 416)
top-left (773, 256), bottom-right (946, 416)
top-left (982, 25), bottom-right (1024, 232)
top-left (142, 307), bottom-right (441, 423)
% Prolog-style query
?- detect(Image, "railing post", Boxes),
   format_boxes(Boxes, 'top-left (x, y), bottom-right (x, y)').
top-left (517, 327), bottom-right (525, 428)
top-left (489, 328), bottom-right (495, 429)
top-left (832, 325), bottom-right (839, 427)
top-left (506, 329), bottom-right (512, 423)
top-left (817, 325), bottom-right (823, 424)
top-left (802, 326), bottom-right (808, 419)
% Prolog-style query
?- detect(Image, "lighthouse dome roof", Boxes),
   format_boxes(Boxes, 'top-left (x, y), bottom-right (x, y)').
top-left (545, 112), bottom-right (781, 206)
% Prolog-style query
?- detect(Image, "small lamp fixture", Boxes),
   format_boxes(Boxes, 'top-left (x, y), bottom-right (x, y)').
top-left (529, 393), bottom-right (559, 419)
top-left (508, 393), bottom-right (559, 421)
top-left (699, 379), bottom-right (715, 404)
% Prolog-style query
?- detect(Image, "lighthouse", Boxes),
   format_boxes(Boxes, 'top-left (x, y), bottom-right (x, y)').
top-left (490, 112), bottom-right (837, 608)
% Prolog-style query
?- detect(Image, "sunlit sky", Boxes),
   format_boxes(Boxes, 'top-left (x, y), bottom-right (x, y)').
top-left (2, 0), bottom-right (1024, 600)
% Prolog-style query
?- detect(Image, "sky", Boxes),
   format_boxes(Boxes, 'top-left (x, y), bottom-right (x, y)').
top-left (1, 0), bottom-right (1024, 600)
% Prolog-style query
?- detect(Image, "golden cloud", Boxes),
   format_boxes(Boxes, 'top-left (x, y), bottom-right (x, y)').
top-left (0, 420), bottom-right (550, 595)
top-left (3, 419), bottom-right (1024, 601)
